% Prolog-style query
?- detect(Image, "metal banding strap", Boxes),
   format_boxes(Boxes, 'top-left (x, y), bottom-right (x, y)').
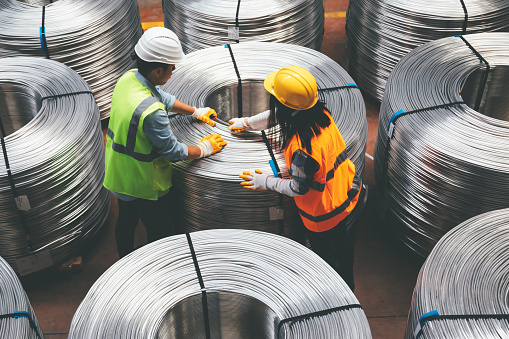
top-left (225, 44), bottom-right (243, 118)
top-left (459, 0), bottom-right (468, 34)
top-left (456, 35), bottom-right (490, 112)
top-left (107, 96), bottom-right (161, 162)
top-left (277, 304), bottom-right (363, 338)
top-left (299, 175), bottom-right (361, 223)
top-left (309, 149), bottom-right (349, 192)
top-left (0, 312), bottom-right (42, 339)
top-left (40, 6), bottom-right (50, 59)
top-left (40, 91), bottom-right (93, 101)
top-left (414, 310), bottom-right (509, 339)
top-left (185, 232), bottom-right (211, 339)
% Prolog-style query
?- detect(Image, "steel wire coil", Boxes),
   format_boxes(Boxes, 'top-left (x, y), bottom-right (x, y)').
top-left (0, 255), bottom-right (43, 339)
top-left (0, 56), bottom-right (110, 275)
top-left (69, 229), bottom-right (372, 338)
top-left (373, 32), bottom-right (509, 257)
top-left (0, 0), bottom-right (143, 119)
top-left (405, 208), bottom-right (509, 338)
top-left (161, 42), bottom-right (367, 240)
top-left (163, 0), bottom-right (324, 54)
top-left (346, 0), bottom-right (509, 101)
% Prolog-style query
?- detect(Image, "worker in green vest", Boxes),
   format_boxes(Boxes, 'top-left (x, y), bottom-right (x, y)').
top-left (104, 27), bottom-right (226, 258)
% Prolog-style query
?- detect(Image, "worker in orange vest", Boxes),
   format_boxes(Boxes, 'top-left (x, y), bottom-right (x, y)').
top-left (230, 66), bottom-right (361, 291)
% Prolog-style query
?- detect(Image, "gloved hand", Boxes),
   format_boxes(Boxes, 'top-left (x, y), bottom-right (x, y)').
top-left (192, 107), bottom-right (217, 127)
top-left (239, 169), bottom-right (271, 190)
top-left (228, 117), bottom-right (249, 132)
top-left (198, 134), bottom-right (227, 157)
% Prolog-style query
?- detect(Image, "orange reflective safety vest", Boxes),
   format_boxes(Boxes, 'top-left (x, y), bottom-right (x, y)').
top-left (284, 112), bottom-right (361, 232)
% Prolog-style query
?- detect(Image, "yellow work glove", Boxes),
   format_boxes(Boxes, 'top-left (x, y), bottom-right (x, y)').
top-left (239, 169), bottom-right (270, 190)
top-left (198, 134), bottom-right (227, 157)
top-left (192, 107), bottom-right (217, 127)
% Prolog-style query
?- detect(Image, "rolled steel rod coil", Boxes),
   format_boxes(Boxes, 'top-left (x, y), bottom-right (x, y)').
top-left (163, 0), bottom-right (324, 54)
top-left (161, 42), bottom-right (367, 240)
top-left (69, 229), bottom-right (372, 338)
top-left (373, 32), bottom-right (509, 257)
top-left (346, 0), bottom-right (509, 101)
top-left (405, 208), bottom-right (509, 338)
top-left (0, 56), bottom-right (110, 275)
top-left (0, 0), bottom-right (143, 119)
top-left (0, 255), bottom-right (43, 338)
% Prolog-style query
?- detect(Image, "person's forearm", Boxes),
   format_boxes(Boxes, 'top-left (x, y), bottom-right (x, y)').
top-left (171, 99), bottom-right (195, 115)
top-left (185, 145), bottom-right (202, 160)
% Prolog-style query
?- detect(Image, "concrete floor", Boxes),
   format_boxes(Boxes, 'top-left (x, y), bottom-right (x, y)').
top-left (21, 0), bottom-right (425, 338)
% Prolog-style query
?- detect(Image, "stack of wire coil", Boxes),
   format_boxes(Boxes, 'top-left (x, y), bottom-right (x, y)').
top-left (0, 57), bottom-right (110, 275)
top-left (346, 0), bottom-right (509, 101)
top-left (162, 42), bottom-right (368, 240)
top-left (0, 0), bottom-right (143, 119)
top-left (69, 229), bottom-right (372, 338)
top-left (405, 208), bottom-right (509, 338)
top-left (163, 0), bottom-right (324, 53)
top-left (0, 255), bottom-right (43, 339)
top-left (373, 32), bottom-right (509, 257)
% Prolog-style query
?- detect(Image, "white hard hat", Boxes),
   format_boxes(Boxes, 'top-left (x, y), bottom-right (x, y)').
top-left (134, 27), bottom-right (186, 64)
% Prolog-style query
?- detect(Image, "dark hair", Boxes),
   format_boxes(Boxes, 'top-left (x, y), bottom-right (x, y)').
top-left (268, 95), bottom-right (331, 155)
top-left (131, 52), bottom-right (169, 75)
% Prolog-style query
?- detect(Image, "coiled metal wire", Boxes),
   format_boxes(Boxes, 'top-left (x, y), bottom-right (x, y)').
top-left (69, 229), bottom-right (372, 338)
top-left (405, 208), bottom-right (509, 338)
top-left (0, 0), bottom-right (143, 119)
top-left (163, 0), bottom-right (324, 53)
top-left (0, 255), bottom-right (43, 339)
top-left (0, 57), bottom-right (110, 275)
top-left (161, 42), bottom-right (367, 240)
top-left (373, 32), bottom-right (509, 257)
top-left (346, 0), bottom-right (509, 101)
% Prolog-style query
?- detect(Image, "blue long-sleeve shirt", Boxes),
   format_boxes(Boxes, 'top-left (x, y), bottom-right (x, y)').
top-left (112, 71), bottom-right (188, 201)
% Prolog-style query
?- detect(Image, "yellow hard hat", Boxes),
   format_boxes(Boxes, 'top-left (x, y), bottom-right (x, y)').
top-left (264, 66), bottom-right (318, 110)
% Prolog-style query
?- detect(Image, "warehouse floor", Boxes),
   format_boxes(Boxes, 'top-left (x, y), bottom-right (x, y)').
top-left (21, 0), bottom-right (424, 338)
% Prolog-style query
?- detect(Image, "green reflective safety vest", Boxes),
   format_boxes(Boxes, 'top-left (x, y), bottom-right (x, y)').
top-left (104, 70), bottom-right (173, 200)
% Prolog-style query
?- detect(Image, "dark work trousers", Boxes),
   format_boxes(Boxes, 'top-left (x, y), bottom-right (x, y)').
top-left (306, 218), bottom-right (355, 292)
top-left (115, 188), bottom-right (180, 258)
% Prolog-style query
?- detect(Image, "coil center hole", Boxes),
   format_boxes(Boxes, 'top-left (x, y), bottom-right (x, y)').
top-left (204, 79), bottom-right (271, 123)
top-left (0, 83), bottom-right (40, 136)
top-left (461, 65), bottom-right (509, 122)
top-left (157, 291), bottom-right (278, 338)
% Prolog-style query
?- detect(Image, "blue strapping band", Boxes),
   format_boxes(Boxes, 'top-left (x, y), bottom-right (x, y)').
top-left (269, 160), bottom-right (279, 177)
top-left (387, 109), bottom-right (404, 137)
top-left (39, 27), bottom-right (46, 53)
top-left (347, 83), bottom-right (359, 88)
top-left (414, 310), bottom-right (439, 338)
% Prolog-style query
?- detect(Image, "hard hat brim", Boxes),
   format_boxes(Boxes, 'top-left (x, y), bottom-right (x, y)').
top-left (263, 69), bottom-right (319, 110)
top-left (263, 70), bottom-right (278, 95)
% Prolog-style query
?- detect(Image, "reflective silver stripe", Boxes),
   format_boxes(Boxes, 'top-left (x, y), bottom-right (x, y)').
top-left (298, 175), bottom-right (361, 223)
top-left (126, 96), bottom-right (159, 155)
top-left (107, 128), bottom-right (159, 163)
top-left (309, 149), bottom-right (349, 192)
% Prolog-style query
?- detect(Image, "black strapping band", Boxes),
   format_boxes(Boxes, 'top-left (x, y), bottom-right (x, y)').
top-left (456, 35), bottom-right (490, 112)
top-left (225, 44), bottom-right (243, 118)
top-left (277, 304), bottom-right (363, 337)
top-left (40, 6), bottom-right (50, 59)
top-left (382, 101), bottom-right (464, 190)
top-left (261, 130), bottom-right (285, 235)
top-left (235, 0), bottom-right (241, 28)
top-left (185, 233), bottom-right (211, 339)
top-left (387, 101), bottom-right (465, 138)
top-left (0, 116), bottom-right (33, 251)
top-left (0, 312), bottom-right (42, 339)
top-left (40, 91), bottom-right (94, 102)
top-left (459, 0), bottom-right (468, 34)
top-left (318, 83), bottom-right (359, 92)
top-left (415, 310), bottom-right (509, 339)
